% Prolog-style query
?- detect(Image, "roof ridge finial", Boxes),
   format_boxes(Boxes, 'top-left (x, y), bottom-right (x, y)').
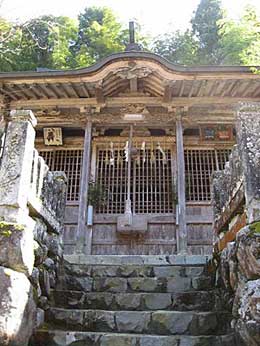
top-left (125, 21), bottom-right (142, 52)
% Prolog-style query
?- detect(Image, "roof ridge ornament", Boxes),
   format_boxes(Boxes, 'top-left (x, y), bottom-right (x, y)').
top-left (125, 21), bottom-right (142, 52)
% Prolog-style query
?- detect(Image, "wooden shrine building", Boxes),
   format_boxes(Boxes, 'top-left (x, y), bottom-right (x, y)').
top-left (1, 45), bottom-right (260, 256)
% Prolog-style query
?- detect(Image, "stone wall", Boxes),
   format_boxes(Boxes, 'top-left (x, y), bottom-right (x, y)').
top-left (0, 110), bottom-right (67, 346)
top-left (212, 102), bottom-right (260, 346)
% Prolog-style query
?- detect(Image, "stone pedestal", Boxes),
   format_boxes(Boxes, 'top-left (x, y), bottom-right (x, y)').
top-left (0, 110), bottom-right (37, 223)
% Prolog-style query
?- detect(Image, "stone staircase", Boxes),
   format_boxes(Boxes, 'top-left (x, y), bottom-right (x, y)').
top-left (30, 255), bottom-right (243, 346)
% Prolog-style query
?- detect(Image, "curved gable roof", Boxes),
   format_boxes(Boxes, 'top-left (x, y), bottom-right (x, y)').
top-left (0, 51), bottom-right (256, 80)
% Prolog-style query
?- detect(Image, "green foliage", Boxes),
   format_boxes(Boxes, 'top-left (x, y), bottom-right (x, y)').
top-left (0, 17), bottom-right (22, 71)
top-left (88, 182), bottom-right (107, 209)
top-left (1, 2), bottom-right (260, 71)
top-left (249, 221), bottom-right (260, 234)
top-left (0, 6), bottom-right (148, 72)
top-left (153, 30), bottom-right (199, 65)
top-left (0, 221), bottom-right (24, 237)
top-left (0, 15), bottom-right (78, 71)
top-left (191, 0), bottom-right (224, 64)
top-left (73, 7), bottom-right (127, 67)
top-left (219, 6), bottom-right (260, 65)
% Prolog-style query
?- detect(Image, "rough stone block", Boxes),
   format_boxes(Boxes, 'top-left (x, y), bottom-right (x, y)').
top-left (151, 311), bottom-right (193, 335)
top-left (46, 308), bottom-right (84, 329)
top-left (115, 293), bottom-right (142, 310)
top-left (128, 278), bottom-right (163, 292)
top-left (85, 293), bottom-right (113, 310)
top-left (91, 265), bottom-right (119, 277)
top-left (119, 265), bottom-right (153, 277)
top-left (166, 277), bottom-right (191, 292)
top-left (93, 310), bottom-right (115, 332)
top-left (64, 262), bottom-right (92, 277)
top-left (101, 334), bottom-right (137, 346)
top-left (65, 275), bottom-right (93, 292)
top-left (116, 311), bottom-right (151, 333)
top-left (143, 293), bottom-right (172, 310)
top-left (93, 278), bottom-right (127, 292)
top-left (0, 266), bottom-right (36, 346)
top-left (191, 276), bottom-right (213, 290)
top-left (0, 222), bottom-right (34, 275)
top-left (153, 266), bottom-right (184, 278)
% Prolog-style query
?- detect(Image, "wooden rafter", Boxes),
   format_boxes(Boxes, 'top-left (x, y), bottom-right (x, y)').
top-left (0, 84), bottom-right (18, 101)
top-left (31, 83), bottom-right (47, 99)
top-left (41, 84), bottom-right (56, 98)
top-left (69, 83), bottom-right (81, 98)
top-left (79, 83), bottom-right (90, 98)
top-left (221, 80), bottom-right (236, 97)
top-left (178, 80), bottom-right (185, 97)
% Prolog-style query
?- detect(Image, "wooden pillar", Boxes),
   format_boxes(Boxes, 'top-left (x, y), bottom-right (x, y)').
top-left (76, 120), bottom-right (92, 254)
top-left (176, 110), bottom-right (188, 254)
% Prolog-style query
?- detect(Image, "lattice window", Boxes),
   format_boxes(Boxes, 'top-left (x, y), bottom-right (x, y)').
top-left (40, 149), bottom-right (83, 202)
top-left (96, 141), bottom-right (174, 214)
top-left (185, 148), bottom-right (232, 202)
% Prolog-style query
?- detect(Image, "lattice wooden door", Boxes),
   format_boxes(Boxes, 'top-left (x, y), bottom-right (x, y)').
top-left (95, 140), bottom-right (175, 214)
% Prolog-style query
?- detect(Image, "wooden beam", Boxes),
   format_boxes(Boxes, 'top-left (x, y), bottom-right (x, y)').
top-left (130, 77), bottom-right (138, 92)
top-left (10, 95), bottom-right (260, 109)
top-left (163, 84), bottom-right (173, 103)
top-left (95, 86), bottom-right (105, 104)
top-left (215, 213), bottom-right (246, 252)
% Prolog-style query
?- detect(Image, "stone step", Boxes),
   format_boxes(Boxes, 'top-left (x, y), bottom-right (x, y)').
top-left (60, 274), bottom-right (214, 293)
top-left (30, 330), bottom-right (240, 346)
top-left (45, 308), bottom-right (232, 335)
top-left (63, 262), bottom-right (207, 278)
top-left (50, 289), bottom-right (223, 312)
top-left (64, 254), bottom-right (211, 266)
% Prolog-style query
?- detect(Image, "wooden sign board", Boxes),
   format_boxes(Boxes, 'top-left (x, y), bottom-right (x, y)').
top-left (43, 128), bottom-right (63, 146)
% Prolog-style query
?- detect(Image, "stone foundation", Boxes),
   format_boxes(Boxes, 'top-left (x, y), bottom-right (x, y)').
top-left (0, 110), bottom-right (66, 345)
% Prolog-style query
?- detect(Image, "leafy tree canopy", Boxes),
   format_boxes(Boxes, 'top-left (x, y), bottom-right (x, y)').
top-left (191, 0), bottom-right (224, 64)
top-left (153, 30), bottom-right (199, 65)
top-left (1, 2), bottom-right (260, 72)
top-left (219, 6), bottom-right (260, 65)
